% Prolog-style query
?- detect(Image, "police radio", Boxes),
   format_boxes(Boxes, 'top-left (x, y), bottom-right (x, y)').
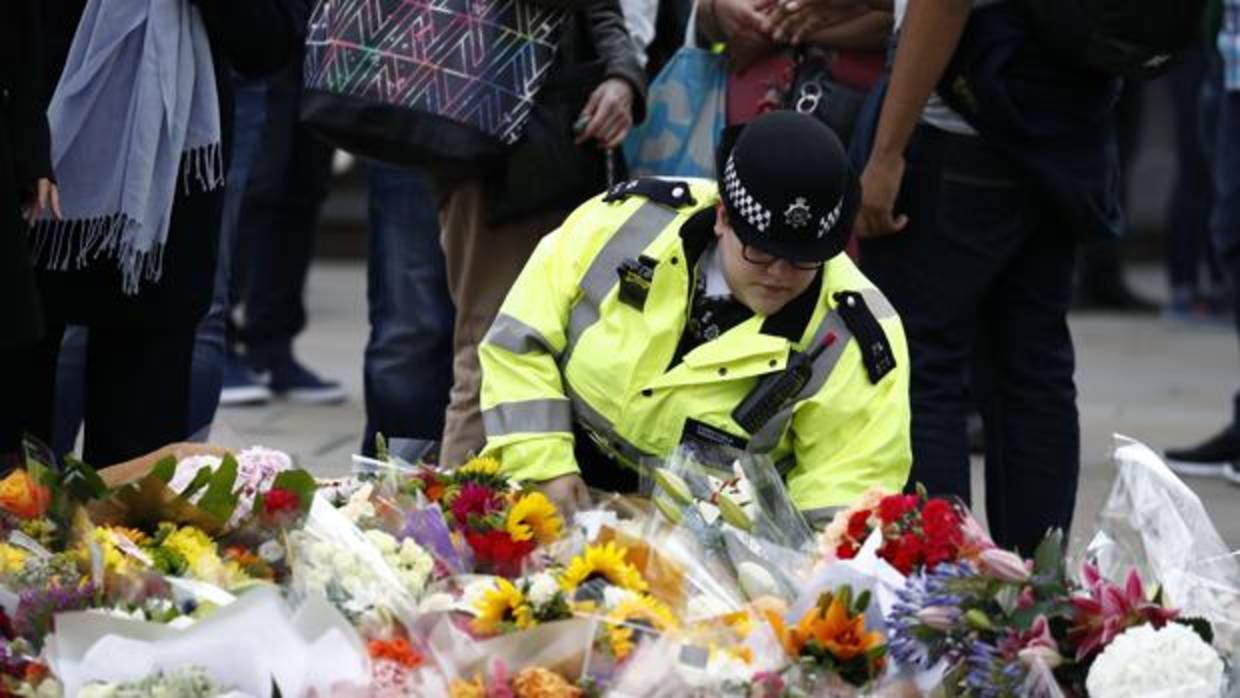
top-left (732, 332), bottom-right (837, 433)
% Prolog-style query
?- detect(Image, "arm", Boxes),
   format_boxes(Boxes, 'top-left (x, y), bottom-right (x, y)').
top-left (586, 0), bottom-right (648, 110)
top-left (855, 0), bottom-right (971, 237)
top-left (785, 313), bottom-right (912, 525)
top-left (478, 217), bottom-right (588, 484)
top-left (696, 0), bottom-right (779, 69)
top-left (796, 10), bottom-right (893, 49)
top-left (15, 0), bottom-right (60, 222)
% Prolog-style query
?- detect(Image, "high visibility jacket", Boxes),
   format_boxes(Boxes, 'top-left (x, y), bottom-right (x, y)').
top-left (478, 179), bottom-right (911, 524)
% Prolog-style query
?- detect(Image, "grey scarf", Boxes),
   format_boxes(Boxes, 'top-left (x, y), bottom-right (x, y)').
top-left (31, 0), bottom-right (222, 295)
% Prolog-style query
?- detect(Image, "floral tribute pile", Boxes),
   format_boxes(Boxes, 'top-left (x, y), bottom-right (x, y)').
top-left (0, 438), bottom-right (1231, 697)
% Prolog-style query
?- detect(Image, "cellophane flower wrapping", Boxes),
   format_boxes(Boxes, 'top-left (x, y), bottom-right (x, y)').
top-left (1085, 436), bottom-right (1240, 654)
top-left (288, 494), bottom-right (421, 623)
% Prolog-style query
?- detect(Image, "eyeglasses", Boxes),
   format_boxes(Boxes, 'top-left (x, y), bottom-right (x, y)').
top-left (741, 244), bottom-right (824, 271)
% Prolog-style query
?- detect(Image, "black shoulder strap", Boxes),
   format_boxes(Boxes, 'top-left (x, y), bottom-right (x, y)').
top-left (833, 291), bottom-right (896, 384)
top-left (603, 178), bottom-right (698, 209)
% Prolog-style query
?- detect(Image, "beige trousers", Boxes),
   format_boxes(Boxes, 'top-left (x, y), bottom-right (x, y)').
top-left (437, 179), bottom-right (568, 466)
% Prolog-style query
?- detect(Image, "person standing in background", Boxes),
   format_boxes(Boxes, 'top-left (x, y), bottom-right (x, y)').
top-left (21, 0), bottom-right (299, 466)
top-left (0, 0), bottom-right (60, 470)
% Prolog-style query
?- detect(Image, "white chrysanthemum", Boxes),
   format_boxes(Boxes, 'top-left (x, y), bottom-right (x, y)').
top-left (1086, 623), bottom-right (1224, 698)
top-left (603, 585), bottom-right (639, 611)
top-left (526, 573), bottom-right (561, 607)
top-left (365, 529), bottom-right (398, 554)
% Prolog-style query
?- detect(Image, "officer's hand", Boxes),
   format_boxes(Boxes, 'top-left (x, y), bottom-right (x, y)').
top-left (24, 178), bottom-right (62, 225)
top-left (536, 473), bottom-right (592, 518)
top-left (854, 153), bottom-right (908, 238)
top-left (576, 78), bottom-right (635, 149)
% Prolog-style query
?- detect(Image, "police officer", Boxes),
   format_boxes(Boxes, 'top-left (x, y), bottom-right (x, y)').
top-left (478, 111), bottom-right (911, 524)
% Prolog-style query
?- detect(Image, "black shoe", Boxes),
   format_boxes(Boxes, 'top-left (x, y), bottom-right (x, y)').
top-left (1164, 427), bottom-right (1240, 477)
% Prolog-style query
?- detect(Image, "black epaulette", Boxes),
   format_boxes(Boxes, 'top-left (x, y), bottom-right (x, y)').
top-left (602, 177), bottom-right (697, 208)
top-left (833, 291), bottom-right (896, 384)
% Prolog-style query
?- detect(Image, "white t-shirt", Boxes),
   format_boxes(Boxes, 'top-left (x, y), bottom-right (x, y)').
top-left (893, 0), bottom-right (1002, 135)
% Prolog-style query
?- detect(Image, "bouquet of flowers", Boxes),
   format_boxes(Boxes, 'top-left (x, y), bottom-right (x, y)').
top-left (820, 485), bottom-right (990, 576)
top-left (885, 528), bottom-right (1221, 697)
top-left (77, 666), bottom-right (245, 698)
top-left (761, 585), bottom-right (887, 695)
top-left (402, 457), bottom-right (565, 577)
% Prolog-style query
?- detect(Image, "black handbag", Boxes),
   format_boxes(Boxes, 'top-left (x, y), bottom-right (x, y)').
top-left (784, 47), bottom-right (868, 147)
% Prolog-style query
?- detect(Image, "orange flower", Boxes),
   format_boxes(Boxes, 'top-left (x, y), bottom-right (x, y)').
top-left (0, 470), bottom-right (50, 520)
top-left (770, 597), bottom-right (884, 662)
top-left (367, 638), bottom-right (424, 668)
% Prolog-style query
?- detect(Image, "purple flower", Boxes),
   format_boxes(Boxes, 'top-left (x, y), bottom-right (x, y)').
top-left (964, 638), bottom-right (1027, 698)
top-left (14, 582), bottom-right (96, 650)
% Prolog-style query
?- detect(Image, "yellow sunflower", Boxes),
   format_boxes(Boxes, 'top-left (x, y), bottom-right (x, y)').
top-left (605, 594), bottom-right (678, 660)
top-left (458, 457), bottom-right (502, 476)
top-left (472, 578), bottom-right (535, 635)
top-left (560, 542), bottom-right (648, 595)
top-left (506, 492), bottom-right (563, 545)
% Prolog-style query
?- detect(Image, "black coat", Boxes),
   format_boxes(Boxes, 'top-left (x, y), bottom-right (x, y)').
top-left (433, 0), bottom-right (647, 224)
top-left (35, 0), bottom-right (300, 329)
top-left (0, 0), bottom-right (54, 347)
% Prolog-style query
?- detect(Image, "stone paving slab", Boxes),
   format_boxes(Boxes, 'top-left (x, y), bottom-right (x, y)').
top-left (206, 260), bottom-right (1240, 553)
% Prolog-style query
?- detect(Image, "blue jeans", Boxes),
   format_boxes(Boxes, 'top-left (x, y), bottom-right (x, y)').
top-left (362, 162), bottom-right (455, 456)
top-left (235, 62), bottom-right (335, 367)
top-left (861, 125), bottom-right (1080, 557)
top-left (187, 77), bottom-right (269, 438)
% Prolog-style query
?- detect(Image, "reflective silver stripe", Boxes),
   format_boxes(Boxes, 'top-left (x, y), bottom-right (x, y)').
top-left (481, 398), bottom-right (573, 437)
top-left (564, 383), bottom-right (654, 467)
top-left (484, 313), bottom-right (560, 357)
top-left (748, 311), bottom-right (854, 453)
top-left (857, 286), bottom-right (897, 320)
top-left (563, 202), bottom-right (681, 365)
top-left (802, 506), bottom-right (844, 528)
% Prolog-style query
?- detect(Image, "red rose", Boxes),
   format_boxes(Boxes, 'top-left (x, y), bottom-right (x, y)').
top-left (882, 532), bottom-right (925, 575)
top-left (836, 541), bottom-right (859, 559)
top-left (846, 510), bottom-right (872, 541)
top-left (263, 487), bottom-right (300, 516)
top-left (878, 494), bottom-right (919, 525)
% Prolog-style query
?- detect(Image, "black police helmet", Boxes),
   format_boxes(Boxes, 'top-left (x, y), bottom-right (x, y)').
top-left (715, 111), bottom-right (861, 263)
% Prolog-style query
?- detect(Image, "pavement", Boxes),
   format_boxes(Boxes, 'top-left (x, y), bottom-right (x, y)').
top-left (205, 260), bottom-right (1240, 554)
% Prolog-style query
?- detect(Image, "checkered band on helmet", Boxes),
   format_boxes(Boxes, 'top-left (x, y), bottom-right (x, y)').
top-left (817, 197), bottom-right (843, 239)
top-left (724, 154), bottom-right (772, 233)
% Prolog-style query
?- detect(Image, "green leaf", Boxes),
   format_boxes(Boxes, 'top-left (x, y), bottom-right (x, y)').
top-left (1033, 529), bottom-right (1064, 577)
top-left (853, 589), bottom-right (872, 615)
top-left (150, 456), bottom-right (178, 484)
top-left (1176, 617), bottom-right (1215, 645)
top-left (60, 456), bottom-right (108, 501)
top-left (179, 466), bottom-right (216, 501)
top-left (375, 433), bottom-right (390, 462)
top-left (196, 454), bottom-right (239, 524)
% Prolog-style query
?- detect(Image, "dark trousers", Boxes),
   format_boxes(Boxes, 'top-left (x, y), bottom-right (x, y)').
top-left (1211, 89), bottom-right (1240, 428)
top-left (234, 61), bottom-right (334, 367)
top-left (24, 322), bottom-right (196, 467)
top-left (861, 125), bottom-right (1080, 556)
top-left (1167, 49), bottom-right (1222, 293)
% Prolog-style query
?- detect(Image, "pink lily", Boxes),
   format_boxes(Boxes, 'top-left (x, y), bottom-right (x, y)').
top-left (1068, 563), bottom-right (1178, 660)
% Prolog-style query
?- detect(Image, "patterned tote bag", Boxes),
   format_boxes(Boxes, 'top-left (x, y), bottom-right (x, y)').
top-left (301, 0), bottom-right (568, 165)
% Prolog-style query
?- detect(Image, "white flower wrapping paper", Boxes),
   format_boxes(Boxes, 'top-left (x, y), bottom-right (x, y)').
top-left (44, 586), bottom-right (368, 698)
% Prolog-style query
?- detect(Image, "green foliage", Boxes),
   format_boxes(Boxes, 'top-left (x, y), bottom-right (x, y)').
top-left (195, 455), bottom-right (239, 525)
